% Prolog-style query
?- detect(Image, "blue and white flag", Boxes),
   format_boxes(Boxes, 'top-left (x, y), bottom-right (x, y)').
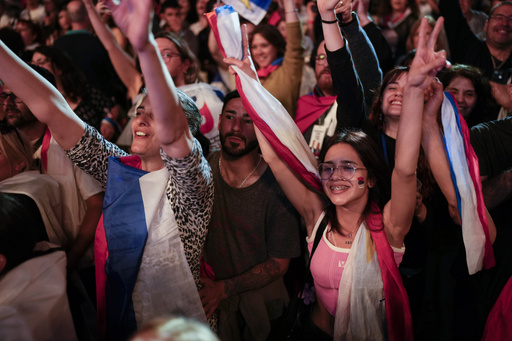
top-left (221, 0), bottom-right (272, 25)
top-left (441, 92), bottom-right (494, 274)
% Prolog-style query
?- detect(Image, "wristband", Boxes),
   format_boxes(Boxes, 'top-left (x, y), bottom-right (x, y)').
top-left (285, 9), bottom-right (298, 13)
top-left (321, 18), bottom-right (337, 24)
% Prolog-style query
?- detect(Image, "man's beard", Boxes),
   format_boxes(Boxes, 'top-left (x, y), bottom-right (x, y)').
top-left (6, 109), bottom-right (36, 129)
top-left (220, 132), bottom-right (259, 157)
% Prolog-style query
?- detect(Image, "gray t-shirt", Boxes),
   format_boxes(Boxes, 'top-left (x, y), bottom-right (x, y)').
top-left (204, 151), bottom-right (302, 280)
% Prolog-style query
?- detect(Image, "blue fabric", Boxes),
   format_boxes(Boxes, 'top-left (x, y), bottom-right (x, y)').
top-left (442, 92), bottom-right (463, 219)
top-left (103, 156), bottom-right (149, 341)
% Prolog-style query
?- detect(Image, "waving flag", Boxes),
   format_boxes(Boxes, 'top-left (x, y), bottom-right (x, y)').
top-left (206, 5), bottom-right (322, 192)
top-left (441, 92), bottom-right (495, 274)
top-left (221, 0), bottom-right (272, 25)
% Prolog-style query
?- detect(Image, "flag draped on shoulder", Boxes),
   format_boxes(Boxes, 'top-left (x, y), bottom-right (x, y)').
top-left (441, 92), bottom-right (495, 274)
top-left (206, 5), bottom-right (322, 192)
top-left (220, 0), bottom-right (272, 25)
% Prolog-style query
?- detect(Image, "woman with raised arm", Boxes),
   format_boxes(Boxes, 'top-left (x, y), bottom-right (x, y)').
top-left (0, 0), bottom-right (213, 340)
top-left (224, 10), bottom-right (448, 339)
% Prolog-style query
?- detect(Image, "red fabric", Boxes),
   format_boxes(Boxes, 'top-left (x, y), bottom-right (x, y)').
top-left (457, 111), bottom-right (495, 270)
top-left (482, 276), bottom-right (512, 340)
top-left (236, 76), bottom-right (323, 192)
top-left (200, 257), bottom-right (215, 280)
top-left (268, 11), bottom-right (282, 26)
top-left (295, 91), bottom-right (337, 133)
top-left (367, 206), bottom-right (414, 341)
top-left (95, 155), bottom-right (142, 340)
top-left (40, 127), bottom-right (52, 173)
top-left (256, 63), bottom-right (281, 79)
top-left (205, 12), bottom-right (227, 59)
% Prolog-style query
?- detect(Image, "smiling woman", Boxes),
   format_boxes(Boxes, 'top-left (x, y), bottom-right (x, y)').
top-left (247, 0), bottom-right (304, 118)
top-left (441, 64), bottom-right (498, 127)
top-left (0, 1), bottom-right (215, 339)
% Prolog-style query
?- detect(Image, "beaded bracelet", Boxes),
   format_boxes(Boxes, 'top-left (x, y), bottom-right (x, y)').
top-left (321, 18), bottom-right (337, 24)
top-left (285, 9), bottom-right (299, 13)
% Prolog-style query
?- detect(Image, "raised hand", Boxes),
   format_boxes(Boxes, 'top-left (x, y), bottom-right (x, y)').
top-left (334, 0), bottom-right (352, 24)
top-left (317, 0), bottom-right (346, 18)
top-left (223, 24), bottom-right (258, 81)
top-left (408, 17), bottom-right (450, 90)
top-left (103, 0), bottom-right (153, 51)
top-left (423, 77), bottom-right (444, 122)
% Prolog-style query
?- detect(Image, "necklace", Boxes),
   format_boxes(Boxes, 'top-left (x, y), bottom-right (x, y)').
top-left (341, 227), bottom-right (359, 238)
top-left (219, 155), bottom-right (262, 188)
top-left (330, 227), bottom-right (358, 246)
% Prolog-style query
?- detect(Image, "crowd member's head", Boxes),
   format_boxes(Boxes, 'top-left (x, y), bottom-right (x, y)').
top-left (249, 24), bottom-right (286, 69)
top-left (160, 0), bottom-right (183, 33)
top-left (218, 90), bottom-right (258, 157)
top-left (3, 64), bottom-right (56, 135)
top-left (375, 0), bottom-right (418, 17)
top-left (57, 5), bottom-right (71, 32)
top-left (130, 89), bottom-right (200, 158)
top-left (15, 19), bottom-right (41, 49)
top-left (320, 129), bottom-right (391, 232)
top-left (441, 64), bottom-right (496, 123)
top-left (154, 31), bottom-right (199, 85)
top-left (309, 40), bottom-right (333, 96)
top-left (0, 193), bottom-right (39, 275)
top-left (406, 16), bottom-right (438, 52)
top-left (370, 66), bottom-right (409, 132)
top-left (130, 316), bottom-right (219, 341)
top-left (0, 124), bottom-right (34, 182)
top-left (32, 46), bottom-right (88, 103)
top-left (67, 0), bottom-right (90, 30)
top-left (194, 0), bottom-right (209, 20)
top-left (459, 0), bottom-right (474, 17)
top-left (485, 2), bottom-right (512, 49)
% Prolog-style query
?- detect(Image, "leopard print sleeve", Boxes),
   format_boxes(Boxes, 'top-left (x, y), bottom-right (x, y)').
top-left (160, 139), bottom-right (214, 290)
top-left (66, 124), bottom-right (129, 187)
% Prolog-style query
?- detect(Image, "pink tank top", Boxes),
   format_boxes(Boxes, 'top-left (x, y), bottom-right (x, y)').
top-left (308, 226), bottom-right (404, 316)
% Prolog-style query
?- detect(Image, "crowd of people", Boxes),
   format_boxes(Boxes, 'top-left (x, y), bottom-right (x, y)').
top-left (0, 0), bottom-right (512, 340)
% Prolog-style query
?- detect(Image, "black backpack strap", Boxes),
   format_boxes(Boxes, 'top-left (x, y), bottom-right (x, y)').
top-left (310, 213), bottom-right (329, 262)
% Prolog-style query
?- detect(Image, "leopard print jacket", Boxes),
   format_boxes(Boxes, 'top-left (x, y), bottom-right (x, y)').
top-left (66, 124), bottom-right (214, 305)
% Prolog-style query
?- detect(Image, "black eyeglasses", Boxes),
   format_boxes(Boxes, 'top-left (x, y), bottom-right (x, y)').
top-left (315, 54), bottom-right (327, 64)
top-left (161, 52), bottom-right (182, 63)
top-left (0, 92), bottom-right (22, 105)
top-left (318, 162), bottom-right (367, 180)
top-left (490, 15), bottom-right (512, 23)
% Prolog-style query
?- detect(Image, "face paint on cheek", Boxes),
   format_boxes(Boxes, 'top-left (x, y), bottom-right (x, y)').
top-left (358, 177), bottom-right (365, 188)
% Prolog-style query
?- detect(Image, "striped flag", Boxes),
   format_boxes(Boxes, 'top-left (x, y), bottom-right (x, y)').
top-left (206, 5), bottom-right (322, 192)
top-left (441, 92), bottom-right (495, 274)
top-left (221, 0), bottom-right (273, 25)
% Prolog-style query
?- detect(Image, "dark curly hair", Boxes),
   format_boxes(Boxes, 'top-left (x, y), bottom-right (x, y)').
top-left (441, 64), bottom-right (498, 127)
top-left (33, 46), bottom-right (87, 103)
top-left (370, 66), bottom-right (409, 132)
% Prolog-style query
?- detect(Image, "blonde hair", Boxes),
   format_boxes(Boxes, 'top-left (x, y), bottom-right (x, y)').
top-left (0, 129), bottom-right (35, 176)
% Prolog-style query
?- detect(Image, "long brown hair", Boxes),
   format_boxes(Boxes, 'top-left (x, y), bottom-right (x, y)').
top-left (322, 129), bottom-right (391, 233)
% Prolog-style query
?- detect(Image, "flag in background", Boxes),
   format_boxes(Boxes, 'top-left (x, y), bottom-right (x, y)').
top-left (441, 92), bottom-right (495, 274)
top-left (206, 5), bottom-right (322, 192)
top-left (220, 0), bottom-right (273, 25)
